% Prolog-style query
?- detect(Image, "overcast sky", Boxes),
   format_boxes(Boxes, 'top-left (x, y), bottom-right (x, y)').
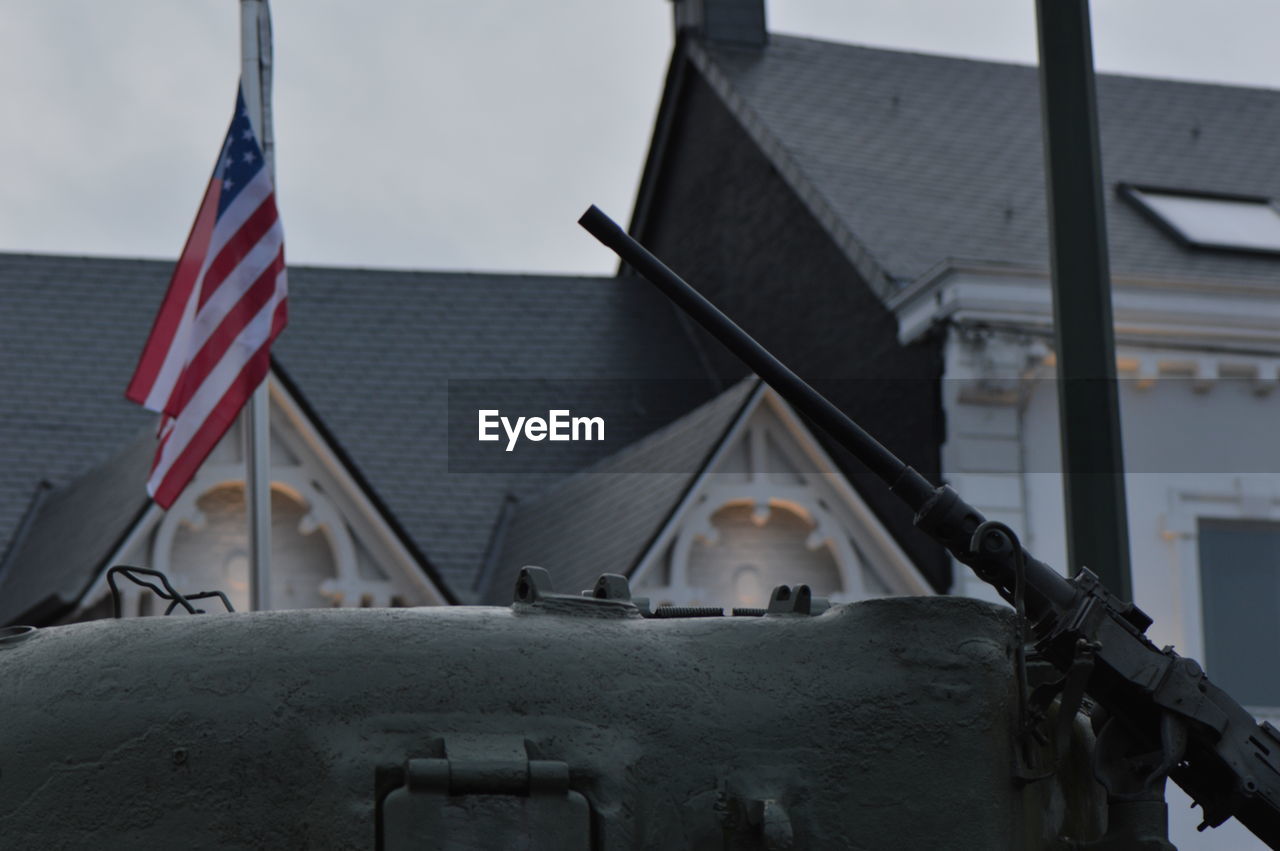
top-left (3, 1), bottom-right (1278, 275)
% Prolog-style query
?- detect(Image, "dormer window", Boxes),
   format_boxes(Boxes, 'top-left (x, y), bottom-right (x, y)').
top-left (1120, 184), bottom-right (1280, 255)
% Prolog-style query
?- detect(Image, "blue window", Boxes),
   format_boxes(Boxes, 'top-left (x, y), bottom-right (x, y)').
top-left (1198, 518), bottom-right (1280, 706)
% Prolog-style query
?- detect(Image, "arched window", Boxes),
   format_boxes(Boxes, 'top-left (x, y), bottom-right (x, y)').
top-left (685, 502), bottom-right (843, 608)
top-left (166, 484), bottom-right (337, 611)
top-left (629, 391), bottom-right (933, 609)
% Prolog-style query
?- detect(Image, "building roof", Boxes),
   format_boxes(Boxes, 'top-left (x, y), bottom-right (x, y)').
top-left (477, 378), bottom-right (759, 604)
top-left (0, 252), bottom-right (717, 612)
top-left (13, 33), bottom-right (1280, 617)
top-left (690, 35), bottom-right (1280, 299)
top-left (0, 254), bottom-right (162, 573)
top-left (275, 265), bottom-right (717, 596)
top-left (0, 428), bottom-right (152, 625)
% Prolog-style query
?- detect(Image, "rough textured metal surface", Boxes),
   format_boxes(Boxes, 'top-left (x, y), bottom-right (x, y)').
top-left (0, 597), bottom-right (1092, 848)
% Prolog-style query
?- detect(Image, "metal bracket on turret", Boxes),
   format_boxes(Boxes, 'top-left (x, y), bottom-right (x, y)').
top-left (585, 572), bottom-right (726, 619)
top-left (764, 584), bottom-right (830, 616)
top-left (511, 567), bottom-right (641, 618)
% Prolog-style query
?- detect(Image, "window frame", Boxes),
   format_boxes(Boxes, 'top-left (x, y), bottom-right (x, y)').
top-left (1118, 182), bottom-right (1280, 256)
top-left (1195, 516), bottom-right (1280, 708)
top-left (1166, 482), bottom-right (1280, 719)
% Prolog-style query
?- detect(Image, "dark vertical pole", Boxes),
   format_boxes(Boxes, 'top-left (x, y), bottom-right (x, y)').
top-left (1035, 0), bottom-right (1133, 600)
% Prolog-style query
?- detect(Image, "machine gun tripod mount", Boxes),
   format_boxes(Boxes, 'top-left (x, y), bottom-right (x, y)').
top-left (581, 204), bottom-right (1280, 849)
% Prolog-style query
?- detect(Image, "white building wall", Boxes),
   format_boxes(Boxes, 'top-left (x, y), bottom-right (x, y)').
top-left (941, 324), bottom-right (1279, 850)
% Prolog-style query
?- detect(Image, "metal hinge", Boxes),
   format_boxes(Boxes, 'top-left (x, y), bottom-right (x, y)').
top-left (378, 735), bottom-right (591, 850)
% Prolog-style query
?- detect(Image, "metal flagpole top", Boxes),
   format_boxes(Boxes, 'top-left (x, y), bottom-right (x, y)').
top-left (240, 0), bottom-right (275, 179)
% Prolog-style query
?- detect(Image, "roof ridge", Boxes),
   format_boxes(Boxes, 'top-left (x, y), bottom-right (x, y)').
top-left (0, 249), bottom-right (174, 266)
top-left (765, 32), bottom-right (1280, 95)
top-left (0, 249), bottom-right (619, 284)
top-left (286, 262), bottom-right (617, 281)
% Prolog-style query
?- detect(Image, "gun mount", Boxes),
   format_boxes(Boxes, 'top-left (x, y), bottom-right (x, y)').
top-left (581, 204), bottom-right (1280, 848)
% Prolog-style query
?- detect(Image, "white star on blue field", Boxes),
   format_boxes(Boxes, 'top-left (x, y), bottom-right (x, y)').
top-left (214, 91), bottom-right (267, 214)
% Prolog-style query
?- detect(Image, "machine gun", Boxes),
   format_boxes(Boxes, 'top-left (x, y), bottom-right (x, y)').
top-left (580, 205), bottom-right (1280, 849)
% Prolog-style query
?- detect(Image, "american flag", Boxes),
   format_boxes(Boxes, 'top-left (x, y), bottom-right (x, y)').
top-left (126, 85), bottom-right (287, 509)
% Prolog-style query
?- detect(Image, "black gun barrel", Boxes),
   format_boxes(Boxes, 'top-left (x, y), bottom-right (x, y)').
top-left (579, 205), bottom-right (1077, 617)
top-left (579, 204), bottom-right (1280, 848)
top-left (578, 205), bottom-right (936, 512)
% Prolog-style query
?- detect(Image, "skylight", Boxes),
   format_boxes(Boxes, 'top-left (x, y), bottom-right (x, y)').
top-left (1119, 184), bottom-right (1280, 255)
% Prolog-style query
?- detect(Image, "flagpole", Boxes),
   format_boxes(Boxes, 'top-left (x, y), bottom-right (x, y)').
top-left (241, 0), bottom-right (274, 611)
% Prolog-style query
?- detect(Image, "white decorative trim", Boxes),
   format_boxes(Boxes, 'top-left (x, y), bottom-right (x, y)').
top-left (268, 377), bottom-right (448, 605)
top-left (149, 464), bottom-right (390, 609)
top-left (630, 382), bottom-right (765, 589)
top-left (892, 263), bottom-right (1280, 354)
top-left (69, 371), bottom-right (449, 618)
top-left (73, 502), bottom-right (165, 619)
top-left (758, 392), bottom-right (931, 595)
top-left (632, 384), bottom-right (933, 604)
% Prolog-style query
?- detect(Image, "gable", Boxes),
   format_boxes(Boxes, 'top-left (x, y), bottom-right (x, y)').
top-left (68, 374), bottom-right (451, 621)
top-left (628, 50), bottom-right (950, 591)
top-left (627, 32), bottom-right (1280, 597)
top-left (630, 387), bottom-right (932, 608)
top-left (476, 379), bottom-right (758, 604)
top-left (272, 265), bottom-right (716, 596)
top-left (0, 252), bottom-right (722, 610)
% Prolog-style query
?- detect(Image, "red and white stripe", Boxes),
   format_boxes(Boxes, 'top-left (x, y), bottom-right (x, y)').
top-left (126, 165), bottom-right (286, 508)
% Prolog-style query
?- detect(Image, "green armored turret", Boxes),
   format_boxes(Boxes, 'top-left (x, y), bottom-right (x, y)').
top-left (0, 569), bottom-right (1101, 848)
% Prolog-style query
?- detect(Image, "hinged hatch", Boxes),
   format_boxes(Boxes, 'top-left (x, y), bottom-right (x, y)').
top-left (379, 735), bottom-right (591, 850)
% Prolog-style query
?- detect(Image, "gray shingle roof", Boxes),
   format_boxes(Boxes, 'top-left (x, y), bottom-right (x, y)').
top-left (697, 36), bottom-right (1280, 296)
top-left (13, 36), bottom-right (1276, 618)
top-left (276, 266), bottom-right (717, 597)
top-left (478, 378), bottom-right (759, 604)
top-left (0, 427), bottom-right (152, 625)
top-left (0, 252), bottom-right (717, 612)
top-left (0, 254), bottom-right (167, 572)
